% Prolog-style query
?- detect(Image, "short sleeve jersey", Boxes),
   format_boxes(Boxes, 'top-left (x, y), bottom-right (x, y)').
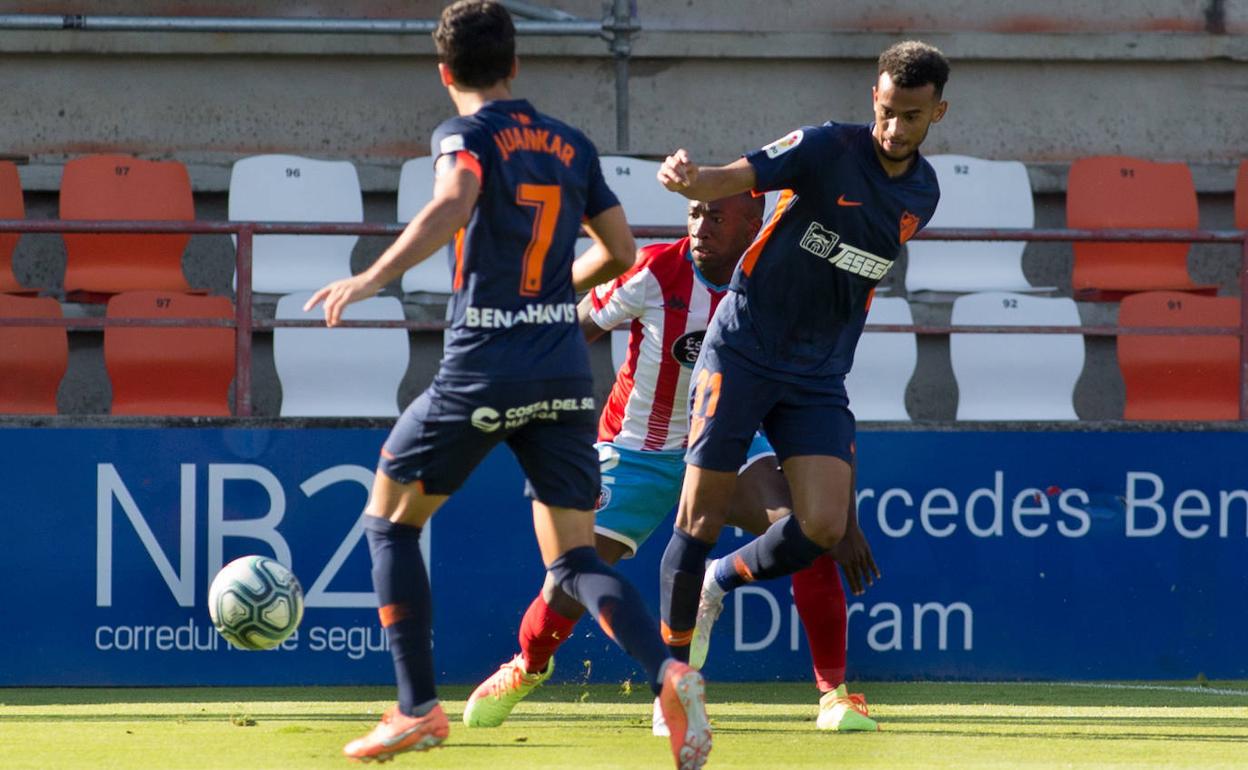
top-left (588, 237), bottom-right (728, 451)
top-left (714, 121), bottom-right (939, 380)
top-left (430, 98), bottom-right (619, 380)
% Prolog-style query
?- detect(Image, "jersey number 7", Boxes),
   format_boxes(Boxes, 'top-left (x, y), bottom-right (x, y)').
top-left (516, 183), bottom-right (561, 297)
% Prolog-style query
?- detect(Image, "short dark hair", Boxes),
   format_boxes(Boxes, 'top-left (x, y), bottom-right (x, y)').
top-left (878, 41), bottom-right (950, 98)
top-left (737, 191), bottom-right (765, 222)
top-left (433, 0), bottom-right (516, 89)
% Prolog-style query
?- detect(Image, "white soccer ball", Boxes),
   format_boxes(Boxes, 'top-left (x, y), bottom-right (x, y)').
top-left (208, 555), bottom-right (304, 651)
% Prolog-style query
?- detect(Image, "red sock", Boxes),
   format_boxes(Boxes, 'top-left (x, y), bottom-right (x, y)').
top-left (791, 553), bottom-right (847, 692)
top-left (518, 594), bottom-right (578, 674)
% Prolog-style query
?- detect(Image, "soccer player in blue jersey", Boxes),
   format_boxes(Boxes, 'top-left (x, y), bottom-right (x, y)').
top-left (653, 42), bottom-right (950, 690)
top-left (305, 3), bottom-right (711, 766)
top-left (461, 193), bottom-right (882, 734)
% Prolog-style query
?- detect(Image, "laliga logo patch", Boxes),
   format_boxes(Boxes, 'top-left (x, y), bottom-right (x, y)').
top-left (671, 331), bottom-right (705, 369)
top-left (763, 129), bottom-right (803, 158)
top-left (594, 485), bottom-right (611, 512)
top-left (471, 406), bottom-right (501, 433)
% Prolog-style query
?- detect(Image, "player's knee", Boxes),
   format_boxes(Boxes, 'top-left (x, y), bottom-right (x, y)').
top-left (542, 581), bottom-right (585, 618)
top-left (677, 511), bottom-right (728, 542)
top-left (799, 514), bottom-right (847, 549)
top-left (676, 494), bottom-right (732, 539)
top-left (547, 545), bottom-right (602, 595)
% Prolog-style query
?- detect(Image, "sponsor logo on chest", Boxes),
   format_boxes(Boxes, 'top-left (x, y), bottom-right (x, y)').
top-left (671, 330), bottom-right (705, 369)
top-left (798, 221), bottom-right (893, 281)
top-left (463, 302), bottom-right (577, 329)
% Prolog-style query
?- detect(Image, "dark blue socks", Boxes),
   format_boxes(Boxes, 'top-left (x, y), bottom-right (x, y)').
top-left (547, 545), bottom-right (671, 695)
top-left (364, 516), bottom-right (436, 717)
top-left (714, 514), bottom-right (827, 591)
top-left (659, 528), bottom-right (714, 662)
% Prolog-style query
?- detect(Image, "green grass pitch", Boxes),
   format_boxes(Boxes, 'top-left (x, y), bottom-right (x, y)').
top-left (3, 681), bottom-right (1248, 768)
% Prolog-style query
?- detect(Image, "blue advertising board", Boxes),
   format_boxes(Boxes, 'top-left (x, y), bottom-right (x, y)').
top-left (1, 427), bottom-right (1245, 686)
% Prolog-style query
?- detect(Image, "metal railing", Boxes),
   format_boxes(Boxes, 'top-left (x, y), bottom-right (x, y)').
top-left (0, 219), bottom-right (1244, 417)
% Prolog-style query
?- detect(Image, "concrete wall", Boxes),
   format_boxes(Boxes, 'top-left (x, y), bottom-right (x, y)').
top-left (2, 1), bottom-right (1244, 181)
top-left (0, 1), bottom-right (1245, 419)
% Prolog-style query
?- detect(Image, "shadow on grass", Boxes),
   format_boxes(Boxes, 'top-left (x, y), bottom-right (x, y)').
top-left (0, 686), bottom-right (396, 707)
top-left (5, 681), bottom-right (1248, 711)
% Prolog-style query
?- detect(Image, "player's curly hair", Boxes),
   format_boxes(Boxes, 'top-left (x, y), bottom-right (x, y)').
top-left (878, 41), bottom-right (950, 98)
top-left (433, 0), bottom-right (516, 89)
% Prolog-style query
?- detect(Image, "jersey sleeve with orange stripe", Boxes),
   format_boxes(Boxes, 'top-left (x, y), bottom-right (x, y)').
top-left (431, 117), bottom-right (492, 182)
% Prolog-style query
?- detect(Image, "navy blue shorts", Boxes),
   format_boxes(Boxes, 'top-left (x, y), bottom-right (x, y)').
top-left (379, 375), bottom-right (600, 510)
top-left (685, 342), bottom-right (855, 472)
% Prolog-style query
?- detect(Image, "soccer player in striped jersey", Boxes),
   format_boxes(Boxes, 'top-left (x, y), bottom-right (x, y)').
top-left (305, 3), bottom-right (709, 766)
top-left (462, 192), bottom-right (881, 733)
top-left (654, 42), bottom-right (949, 717)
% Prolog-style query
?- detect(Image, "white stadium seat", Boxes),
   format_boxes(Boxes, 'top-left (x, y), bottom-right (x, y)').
top-left (229, 155), bottom-right (363, 294)
top-left (950, 292), bottom-right (1084, 421)
top-left (845, 297), bottom-right (916, 420)
top-left (576, 156), bottom-right (686, 286)
top-left (598, 155), bottom-right (688, 230)
top-left (274, 291), bottom-right (409, 417)
top-left (397, 156), bottom-right (456, 296)
top-left (905, 155), bottom-right (1047, 295)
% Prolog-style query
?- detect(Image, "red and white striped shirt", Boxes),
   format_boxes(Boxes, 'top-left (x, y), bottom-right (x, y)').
top-left (589, 237), bottom-right (727, 451)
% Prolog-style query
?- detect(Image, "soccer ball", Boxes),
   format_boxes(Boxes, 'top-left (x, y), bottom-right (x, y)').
top-left (208, 555), bottom-right (304, 651)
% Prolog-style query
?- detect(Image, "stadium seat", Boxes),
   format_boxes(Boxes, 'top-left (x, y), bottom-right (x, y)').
top-left (845, 296), bottom-right (915, 420)
top-left (905, 155), bottom-right (1044, 295)
top-left (599, 155), bottom-right (687, 228)
top-left (273, 291), bottom-right (409, 417)
top-left (573, 157), bottom-right (682, 270)
top-left (1235, 160), bottom-right (1247, 230)
top-left (104, 291), bottom-right (235, 416)
top-left (0, 161), bottom-right (27, 293)
top-left (0, 294), bottom-right (67, 414)
top-left (396, 156), bottom-right (455, 296)
top-left (598, 155), bottom-right (687, 250)
top-left (950, 292), bottom-right (1084, 420)
top-left (1067, 156), bottom-right (1213, 300)
top-left (228, 154), bottom-right (363, 294)
top-left (1117, 291), bottom-right (1240, 420)
top-left (59, 155), bottom-right (195, 296)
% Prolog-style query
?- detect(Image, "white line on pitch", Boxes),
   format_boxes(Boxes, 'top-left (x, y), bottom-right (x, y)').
top-left (955, 681), bottom-right (1248, 698)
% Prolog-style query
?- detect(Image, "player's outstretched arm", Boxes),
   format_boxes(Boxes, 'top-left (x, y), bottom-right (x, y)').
top-left (572, 204), bottom-right (636, 292)
top-left (657, 150), bottom-right (757, 202)
top-left (304, 162), bottom-right (479, 327)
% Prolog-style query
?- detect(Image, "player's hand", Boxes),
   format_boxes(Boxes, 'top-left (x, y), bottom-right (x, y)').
top-left (832, 518), bottom-right (880, 596)
top-left (657, 149), bottom-right (699, 193)
top-left (303, 275), bottom-right (381, 327)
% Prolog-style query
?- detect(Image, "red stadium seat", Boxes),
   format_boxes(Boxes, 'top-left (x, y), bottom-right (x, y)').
top-left (0, 294), bottom-right (67, 414)
top-left (1235, 160), bottom-right (1247, 230)
top-left (1067, 156), bottom-right (1214, 301)
top-left (104, 291), bottom-right (235, 416)
top-left (1117, 291), bottom-right (1240, 420)
top-left (60, 155), bottom-right (195, 297)
top-left (0, 161), bottom-right (27, 293)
